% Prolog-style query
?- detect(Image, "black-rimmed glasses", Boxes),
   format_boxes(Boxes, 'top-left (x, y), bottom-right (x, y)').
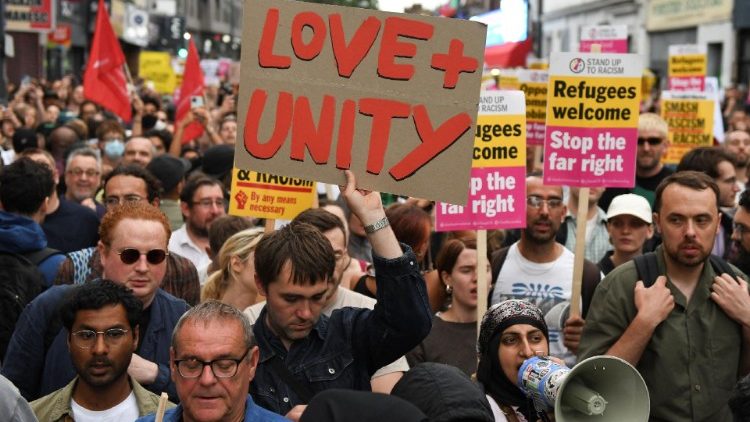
top-left (174, 347), bottom-right (252, 379)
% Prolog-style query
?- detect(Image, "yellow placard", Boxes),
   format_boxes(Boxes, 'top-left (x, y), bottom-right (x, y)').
top-left (521, 81), bottom-right (547, 123)
top-left (668, 54), bottom-right (707, 78)
top-left (661, 98), bottom-right (714, 164)
top-left (546, 76), bottom-right (640, 129)
top-left (229, 168), bottom-right (316, 220)
top-left (472, 114), bottom-right (526, 168)
top-left (139, 51), bottom-right (177, 95)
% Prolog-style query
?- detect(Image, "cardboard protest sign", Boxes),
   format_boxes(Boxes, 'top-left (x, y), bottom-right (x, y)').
top-left (579, 25), bottom-right (628, 53)
top-left (518, 69), bottom-right (547, 146)
top-left (235, 0), bottom-right (487, 205)
top-left (228, 168), bottom-right (316, 219)
top-left (543, 52), bottom-right (642, 187)
top-left (435, 91), bottom-right (526, 231)
top-left (660, 91), bottom-right (714, 164)
top-left (139, 51), bottom-right (177, 94)
top-left (668, 44), bottom-right (706, 92)
top-left (6, 0), bottom-right (54, 32)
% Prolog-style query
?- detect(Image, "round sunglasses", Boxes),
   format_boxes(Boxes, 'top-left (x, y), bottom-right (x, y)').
top-left (116, 248), bottom-right (169, 265)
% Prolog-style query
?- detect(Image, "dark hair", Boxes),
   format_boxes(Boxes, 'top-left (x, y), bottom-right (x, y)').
top-left (676, 147), bottom-right (735, 178)
top-left (104, 164), bottom-right (162, 203)
top-left (0, 157), bottom-right (55, 215)
top-left (144, 128), bottom-right (172, 152)
top-left (208, 215), bottom-right (256, 256)
top-left (254, 221), bottom-right (335, 289)
top-left (180, 174), bottom-right (223, 206)
top-left (60, 279), bottom-right (143, 333)
top-left (654, 171), bottom-right (720, 213)
top-left (293, 208), bottom-right (347, 245)
top-left (95, 119), bottom-right (125, 140)
top-left (386, 203), bottom-right (431, 253)
top-left (142, 95), bottom-right (162, 111)
top-left (435, 238), bottom-right (477, 281)
top-left (740, 189), bottom-right (750, 212)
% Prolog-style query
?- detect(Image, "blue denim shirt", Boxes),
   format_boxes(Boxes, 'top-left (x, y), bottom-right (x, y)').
top-left (1, 286), bottom-right (189, 402)
top-left (251, 245), bottom-right (432, 415)
top-left (135, 394), bottom-right (286, 422)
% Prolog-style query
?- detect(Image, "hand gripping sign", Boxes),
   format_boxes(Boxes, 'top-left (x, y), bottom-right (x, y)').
top-left (235, 0), bottom-right (487, 205)
top-left (543, 52), bottom-right (642, 187)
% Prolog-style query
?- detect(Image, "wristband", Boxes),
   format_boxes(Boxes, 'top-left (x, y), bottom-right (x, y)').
top-left (364, 217), bottom-right (389, 234)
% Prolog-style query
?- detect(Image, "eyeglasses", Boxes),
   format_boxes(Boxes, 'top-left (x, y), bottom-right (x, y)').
top-left (71, 328), bottom-right (130, 349)
top-left (527, 195), bottom-right (564, 209)
top-left (174, 347), bottom-right (251, 379)
top-left (192, 199), bottom-right (225, 209)
top-left (104, 195), bottom-right (144, 207)
top-left (67, 168), bottom-right (100, 178)
top-left (117, 248), bottom-right (168, 265)
top-left (637, 137), bottom-right (663, 146)
top-left (733, 222), bottom-right (750, 236)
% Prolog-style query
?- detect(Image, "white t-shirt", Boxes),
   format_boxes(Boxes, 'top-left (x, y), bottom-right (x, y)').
top-left (71, 391), bottom-right (138, 422)
top-left (490, 243), bottom-right (577, 366)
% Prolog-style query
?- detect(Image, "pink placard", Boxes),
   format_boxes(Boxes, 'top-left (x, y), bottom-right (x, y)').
top-left (527, 121), bottom-right (546, 146)
top-left (435, 166), bottom-right (526, 231)
top-left (543, 126), bottom-right (637, 187)
top-left (669, 76), bottom-right (705, 92)
top-left (579, 39), bottom-right (627, 53)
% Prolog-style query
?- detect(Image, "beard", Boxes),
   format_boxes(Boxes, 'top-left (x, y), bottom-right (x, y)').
top-left (188, 220), bottom-right (210, 238)
top-left (523, 218), bottom-right (558, 244)
top-left (75, 355), bottom-right (130, 388)
top-left (664, 240), bottom-right (709, 267)
top-left (729, 242), bottom-right (750, 275)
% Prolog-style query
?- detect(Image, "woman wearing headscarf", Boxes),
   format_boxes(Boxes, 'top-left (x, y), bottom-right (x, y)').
top-left (476, 299), bottom-right (552, 422)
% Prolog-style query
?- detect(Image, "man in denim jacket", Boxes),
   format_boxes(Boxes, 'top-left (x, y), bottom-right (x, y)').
top-left (250, 171), bottom-right (432, 418)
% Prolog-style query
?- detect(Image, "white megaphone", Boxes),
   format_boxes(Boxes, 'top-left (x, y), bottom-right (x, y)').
top-left (517, 355), bottom-right (650, 421)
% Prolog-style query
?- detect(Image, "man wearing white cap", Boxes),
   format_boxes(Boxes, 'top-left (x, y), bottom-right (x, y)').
top-left (598, 194), bottom-right (654, 275)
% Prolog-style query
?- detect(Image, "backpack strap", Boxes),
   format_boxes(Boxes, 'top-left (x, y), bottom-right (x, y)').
top-left (580, 260), bottom-right (601, 319)
top-left (23, 247), bottom-right (62, 266)
top-left (708, 255), bottom-right (737, 279)
top-left (489, 246), bottom-right (511, 303)
top-left (634, 252), bottom-right (660, 288)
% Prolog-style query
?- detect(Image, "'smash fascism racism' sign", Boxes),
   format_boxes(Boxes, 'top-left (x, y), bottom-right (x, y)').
top-left (235, 0), bottom-right (487, 205)
top-left (543, 52), bottom-right (642, 187)
top-left (435, 91), bottom-right (526, 231)
top-left (660, 91), bottom-right (714, 165)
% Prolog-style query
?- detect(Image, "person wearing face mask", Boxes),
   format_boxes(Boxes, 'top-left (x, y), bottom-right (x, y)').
top-left (476, 299), bottom-right (551, 422)
top-left (96, 120), bottom-right (127, 176)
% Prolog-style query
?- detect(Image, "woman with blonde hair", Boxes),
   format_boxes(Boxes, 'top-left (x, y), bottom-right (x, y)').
top-left (201, 227), bottom-right (264, 310)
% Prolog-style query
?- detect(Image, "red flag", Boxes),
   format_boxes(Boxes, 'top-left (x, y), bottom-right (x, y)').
top-left (175, 39), bottom-right (205, 143)
top-left (83, 0), bottom-right (131, 121)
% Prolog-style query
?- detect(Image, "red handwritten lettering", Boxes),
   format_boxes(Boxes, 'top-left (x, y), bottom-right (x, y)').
top-left (377, 17), bottom-right (434, 80)
top-left (258, 9), bottom-right (291, 69)
top-left (291, 95), bottom-right (336, 163)
top-left (243, 89), bottom-right (293, 159)
top-left (291, 12), bottom-right (327, 61)
top-left (329, 14), bottom-right (381, 78)
top-left (359, 98), bottom-right (411, 174)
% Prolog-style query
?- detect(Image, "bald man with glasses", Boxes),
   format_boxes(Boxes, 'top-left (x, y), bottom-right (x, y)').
top-left (2, 203), bottom-right (190, 403)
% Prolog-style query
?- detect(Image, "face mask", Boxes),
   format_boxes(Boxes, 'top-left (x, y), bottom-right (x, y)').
top-left (104, 139), bottom-right (124, 159)
top-left (154, 120), bottom-right (167, 131)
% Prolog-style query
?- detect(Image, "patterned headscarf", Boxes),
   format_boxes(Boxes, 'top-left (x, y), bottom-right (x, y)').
top-left (476, 300), bottom-right (549, 422)
top-left (477, 299), bottom-right (548, 357)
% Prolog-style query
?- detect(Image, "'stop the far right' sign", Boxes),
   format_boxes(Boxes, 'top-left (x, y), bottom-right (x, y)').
top-left (543, 52), bottom-right (642, 188)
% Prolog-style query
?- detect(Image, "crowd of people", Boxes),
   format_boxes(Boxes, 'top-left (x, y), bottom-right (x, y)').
top-left (1, 73), bottom-right (750, 422)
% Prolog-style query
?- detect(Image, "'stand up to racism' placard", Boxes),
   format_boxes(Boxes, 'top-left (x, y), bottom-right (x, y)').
top-left (435, 91), bottom-right (526, 231)
top-left (235, 0), bottom-right (487, 205)
top-left (228, 168), bottom-right (316, 219)
top-left (660, 91), bottom-right (714, 165)
top-left (518, 70), bottom-right (547, 146)
top-left (543, 52), bottom-right (642, 187)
